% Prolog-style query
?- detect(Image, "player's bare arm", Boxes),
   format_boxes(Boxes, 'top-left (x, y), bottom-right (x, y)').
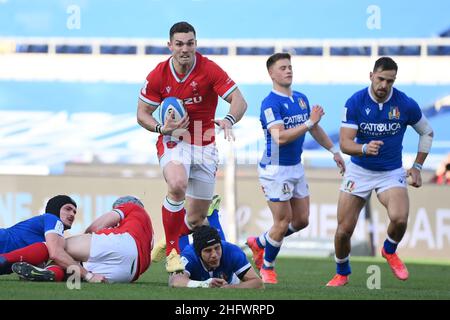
top-left (221, 268), bottom-right (264, 289)
top-left (46, 233), bottom-right (105, 283)
top-left (168, 272), bottom-right (223, 288)
top-left (214, 88), bottom-right (248, 141)
top-left (340, 127), bottom-right (383, 156)
top-left (408, 117), bottom-right (434, 187)
top-left (85, 210), bottom-right (121, 233)
top-left (270, 105), bottom-right (324, 145)
top-left (310, 124), bottom-right (346, 175)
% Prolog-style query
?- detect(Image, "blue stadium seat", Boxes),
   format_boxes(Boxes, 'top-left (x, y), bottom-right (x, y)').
top-left (283, 47), bottom-right (323, 56)
top-left (145, 46), bottom-right (171, 54)
top-left (100, 45), bottom-right (137, 54)
top-left (378, 45), bottom-right (421, 56)
top-left (15, 44), bottom-right (48, 53)
top-left (56, 45), bottom-right (92, 54)
top-left (330, 46), bottom-right (371, 56)
top-left (236, 47), bottom-right (275, 55)
top-left (427, 45), bottom-right (450, 55)
top-left (197, 47), bottom-right (228, 55)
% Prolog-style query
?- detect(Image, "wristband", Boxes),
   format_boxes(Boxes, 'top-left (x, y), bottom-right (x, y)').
top-left (84, 272), bottom-right (94, 282)
top-left (304, 119), bottom-right (314, 129)
top-left (224, 114), bottom-right (236, 126)
top-left (328, 145), bottom-right (339, 154)
top-left (155, 124), bottom-right (162, 134)
top-left (362, 143), bottom-right (368, 155)
top-left (412, 162), bottom-right (423, 171)
top-left (187, 278), bottom-right (212, 288)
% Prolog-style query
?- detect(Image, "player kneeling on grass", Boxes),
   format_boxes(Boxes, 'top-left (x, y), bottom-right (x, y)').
top-left (11, 196), bottom-right (153, 284)
top-left (169, 225), bottom-right (264, 289)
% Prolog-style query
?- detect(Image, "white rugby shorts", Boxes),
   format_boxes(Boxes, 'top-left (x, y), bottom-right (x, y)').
top-left (340, 162), bottom-right (407, 200)
top-left (156, 136), bottom-right (219, 200)
top-left (258, 163), bottom-right (309, 202)
top-left (84, 232), bottom-right (138, 283)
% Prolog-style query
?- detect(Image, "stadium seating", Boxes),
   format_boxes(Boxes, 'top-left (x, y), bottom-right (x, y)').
top-left (55, 45), bottom-right (92, 54)
top-left (100, 45), bottom-right (137, 55)
top-left (330, 46), bottom-right (371, 56)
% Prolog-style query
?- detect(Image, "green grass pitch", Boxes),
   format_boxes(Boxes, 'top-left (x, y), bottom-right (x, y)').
top-left (1, 255), bottom-right (449, 300)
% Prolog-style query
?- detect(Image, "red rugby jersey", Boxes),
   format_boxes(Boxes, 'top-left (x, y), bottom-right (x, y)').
top-left (95, 203), bottom-right (153, 281)
top-left (139, 52), bottom-right (237, 146)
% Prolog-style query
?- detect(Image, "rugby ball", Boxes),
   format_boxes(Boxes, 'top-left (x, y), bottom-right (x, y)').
top-left (159, 97), bottom-right (185, 125)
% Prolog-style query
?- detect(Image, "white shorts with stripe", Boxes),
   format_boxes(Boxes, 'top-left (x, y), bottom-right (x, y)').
top-left (156, 136), bottom-right (219, 200)
top-left (258, 163), bottom-right (309, 202)
top-left (84, 232), bottom-right (138, 283)
top-left (340, 162), bottom-right (407, 200)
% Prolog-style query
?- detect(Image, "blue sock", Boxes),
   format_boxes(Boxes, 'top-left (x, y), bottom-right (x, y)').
top-left (207, 209), bottom-right (226, 241)
top-left (256, 236), bottom-right (265, 248)
top-left (336, 260), bottom-right (351, 276)
top-left (263, 235), bottom-right (282, 269)
top-left (335, 256), bottom-right (351, 276)
top-left (383, 238), bottom-right (398, 254)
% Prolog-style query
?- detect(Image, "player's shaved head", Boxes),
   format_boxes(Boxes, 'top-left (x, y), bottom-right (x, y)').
top-left (170, 21), bottom-right (196, 40)
top-left (266, 52), bottom-right (291, 70)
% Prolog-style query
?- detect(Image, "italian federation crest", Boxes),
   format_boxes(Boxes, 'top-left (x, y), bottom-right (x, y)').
top-left (298, 98), bottom-right (307, 110)
top-left (388, 106), bottom-right (400, 120)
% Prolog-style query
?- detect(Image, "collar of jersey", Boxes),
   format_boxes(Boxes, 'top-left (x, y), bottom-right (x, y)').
top-left (367, 86), bottom-right (393, 105)
top-left (271, 89), bottom-right (293, 98)
top-left (169, 55), bottom-right (197, 83)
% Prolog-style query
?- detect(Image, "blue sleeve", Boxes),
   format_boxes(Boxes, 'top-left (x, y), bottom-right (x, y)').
top-left (180, 247), bottom-right (197, 276)
top-left (260, 99), bottom-right (283, 129)
top-left (341, 96), bottom-right (358, 128)
top-left (230, 245), bottom-right (251, 279)
top-left (43, 214), bottom-right (64, 237)
top-left (407, 98), bottom-right (422, 126)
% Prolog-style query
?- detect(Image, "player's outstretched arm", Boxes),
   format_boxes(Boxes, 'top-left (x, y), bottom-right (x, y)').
top-left (222, 267), bottom-right (264, 289)
top-left (85, 211), bottom-right (121, 233)
top-left (46, 233), bottom-right (106, 283)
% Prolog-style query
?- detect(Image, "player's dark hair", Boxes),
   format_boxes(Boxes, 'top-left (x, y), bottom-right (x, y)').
top-left (193, 225), bottom-right (222, 257)
top-left (266, 52), bottom-right (291, 70)
top-left (170, 21), bottom-right (196, 39)
top-left (373, 57), bottom-right (398, 72)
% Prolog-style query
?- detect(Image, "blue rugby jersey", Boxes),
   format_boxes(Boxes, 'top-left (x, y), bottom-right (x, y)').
top-left (181, 241), bottom-right (251, 283)
top-left (0, 213), bottom-right (64, 253)
top-left (259, 90), bottom-right (311, 167)
top-left (341, 87), bottom-right (422, 171)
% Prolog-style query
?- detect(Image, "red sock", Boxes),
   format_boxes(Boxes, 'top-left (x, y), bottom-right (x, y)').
top-left (162, 197), bottom-right (186, 255)
top-left (46, 265), bottom-right (65, 282)
top-left (179, 217), bottom-right (192, 237)
top-left (2, 242), bottom-right (49, 265)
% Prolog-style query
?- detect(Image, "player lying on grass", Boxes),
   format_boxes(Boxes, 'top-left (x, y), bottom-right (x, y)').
top-left (169, 225), bottom-right (264, 289)
top-left (10, 196), bottom-right (153, 283)
top-left (0, 195), bottom-right (103, 281)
